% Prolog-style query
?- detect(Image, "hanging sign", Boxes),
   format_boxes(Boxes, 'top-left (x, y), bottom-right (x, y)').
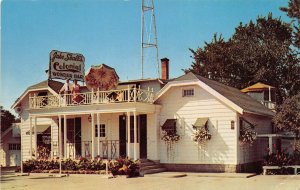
top-left (49, 50), bottom-right (85, 81)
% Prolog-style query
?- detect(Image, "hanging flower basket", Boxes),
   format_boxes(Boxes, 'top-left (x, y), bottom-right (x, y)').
top-left (192, 127), bottom-right (211, 144)
top-left (239, 127), bottom-right (257, 146)
top-left (161, 129), bottom-right (180, 160)
top-left (161, 130), bottom-right (180, 143)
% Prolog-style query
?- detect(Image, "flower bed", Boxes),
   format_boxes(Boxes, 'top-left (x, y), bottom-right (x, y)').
top-left (263, 149), bottom-right (300, 175)
top-left (17, 157), bottom-right (140, 177)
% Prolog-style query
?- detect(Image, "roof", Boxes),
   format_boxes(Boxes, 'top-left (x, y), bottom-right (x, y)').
top-left (1, 126), bottom-right (13, 140)
top-left (12, 80), bottom-right (64, 108)
top-left (241, 82), bottom-right (275, 93)
top-left (119, 78), bottom-right (165, 85)
top-left (158, 72), bottom-right (274, 117)
top-left (25, 80), bottom-right (64, 93)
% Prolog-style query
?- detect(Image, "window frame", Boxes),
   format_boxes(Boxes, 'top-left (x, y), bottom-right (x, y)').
top-left (182, 87), bottom-right (195, 97)
top-left (95, 124), bottom-right (106, 138)
top-left (8, 143), bottom-right (21, 150)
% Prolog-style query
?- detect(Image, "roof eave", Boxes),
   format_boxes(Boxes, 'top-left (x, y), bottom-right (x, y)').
top-left (242, 110), bottom-right (275, 118)
top-left (11, 87), bottom-right (49, 109)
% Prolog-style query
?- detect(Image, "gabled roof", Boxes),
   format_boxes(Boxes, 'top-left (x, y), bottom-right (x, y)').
top-left (156, 72), bottom-right (274, 117)
top-left (241, 82), bottom-right (275, 93)
top-left (25, 80), bottom-right (64, 93)
top-left (119, 78), bottom-right (165, 85)
top-left (11, 80), bottom-right (64, 109)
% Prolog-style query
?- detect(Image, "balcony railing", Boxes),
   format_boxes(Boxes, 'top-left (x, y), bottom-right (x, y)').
top-left (29, 87), bottom-right (154, 109)
top-left (261, 100), bottom-right (276, 110)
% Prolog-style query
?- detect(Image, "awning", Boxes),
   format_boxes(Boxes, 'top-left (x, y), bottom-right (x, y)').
top-left (161, 119), bottom-right (177, 131)
top-left (26, 125), bottom-right (51, 135)
top-left (241, 82), bottom-right (275, 93)
top-left (193, 118), bottom-right (209, 128)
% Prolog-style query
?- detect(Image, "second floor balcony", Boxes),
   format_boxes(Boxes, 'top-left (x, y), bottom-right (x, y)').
top-left (29, 87), bottom-right (155, 109)
top-left (261, 100), bottom-right (276, 110)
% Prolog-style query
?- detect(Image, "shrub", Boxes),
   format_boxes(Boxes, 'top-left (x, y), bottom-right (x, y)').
top-left (263, 150), bottom-right (293, 167)
top-left (109, 157), bottom-right (140, 177)
top-left (22, 157), bottom-right (139, 177)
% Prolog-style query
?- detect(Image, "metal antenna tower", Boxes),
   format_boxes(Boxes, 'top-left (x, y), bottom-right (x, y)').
top-left (141, 0), bottom-right (160, 79)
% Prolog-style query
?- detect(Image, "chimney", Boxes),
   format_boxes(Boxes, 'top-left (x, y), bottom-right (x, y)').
top-left (161, 57), bottom-right (169, 80)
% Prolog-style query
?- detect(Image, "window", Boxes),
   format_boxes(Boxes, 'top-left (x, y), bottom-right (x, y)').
top-left (95, 124), bottom-right (106, 137)
top-left (130, 116), bottom-right (139, 143)
top-left (9, 143), bottom-right (21, 150)
top-left (161, 119), bottom-right (177, 135)
top-left (182, 88), bottom-right (194, 97)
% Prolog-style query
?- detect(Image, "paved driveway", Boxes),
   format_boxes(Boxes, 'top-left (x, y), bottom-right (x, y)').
top-left (1, 171), bottom-right (300, 190)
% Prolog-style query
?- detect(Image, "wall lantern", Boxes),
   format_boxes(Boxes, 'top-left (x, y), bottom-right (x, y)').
top-left (122, 113), bottom-right (126, 121)
top-left (231, 120), bottom-right (235, 130)
top-left (88, 114), bottom-right (92, 122)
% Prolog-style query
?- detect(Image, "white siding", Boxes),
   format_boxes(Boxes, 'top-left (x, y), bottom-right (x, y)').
top-left (20, 115), bottom-right (53, 161)
top-left (158, 85), bottom-right (238, 164)
top-left (147, 110), bottom-right (160, 161)
top-left (1, 131), bottom-right (21, 166)
top-left (238, 113), bottom-right (272, 164)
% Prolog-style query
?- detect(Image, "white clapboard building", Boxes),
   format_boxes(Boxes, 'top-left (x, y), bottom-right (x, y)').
top-left (11, 58), bottom-right (274, 172)
top-left (1, 123), bottom-right (21, 167)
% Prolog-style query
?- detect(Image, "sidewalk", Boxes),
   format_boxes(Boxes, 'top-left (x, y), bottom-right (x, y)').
top-left (1, 170), bottom-right (300, 190)
top-left (144, 172), bottom-right (256, 178)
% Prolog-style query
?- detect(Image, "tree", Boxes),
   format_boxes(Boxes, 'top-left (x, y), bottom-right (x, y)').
top-left (0, 106), bottom-right (16, 132)
top-left (273, 93), bottom-right (300, 139)
top-left (189, 34), bottom-right (234, 85)
top-left (188, 14), bottom-right (300, 104)
top-left (280, 0), bottom-right (300, 47)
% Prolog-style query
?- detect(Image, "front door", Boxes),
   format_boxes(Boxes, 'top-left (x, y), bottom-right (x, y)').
top-left (119, 116), bottom-right (127, 157)
top-left (62, 117), bottom-right (81, 158)
top-left (139, 114), bottom-right (147, 159)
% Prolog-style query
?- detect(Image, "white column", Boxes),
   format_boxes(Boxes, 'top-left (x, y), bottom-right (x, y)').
top-left (20, 123), bottom-right (23, 174)
top-left (97, 113), bottom-right (100, 157)
top-left (63, 115), bottom-right (67, 159)
top-left (127, 111), bottom-right (131, 158)
top-left (91, 113), bottom-right (95, 159)
top-left (268, 87), bottom-right (271, 102)
top-left (51, 118), bottom-right (53, 159)
top-left (34, 117), bottom-right (37, 159)
top-left (29, 117), bottom-right (32, 159)
top-left (58, 115), bottom-right (62, 175)
top-left (133, 111), bottom-right (137, 160)
top-left (269, 137), bottom-right (273, 155)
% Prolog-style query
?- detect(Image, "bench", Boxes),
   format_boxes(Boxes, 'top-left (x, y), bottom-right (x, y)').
top-left (283, 165), bottom-right (300, 175)
top-left (262, 166), bottom-right (281, 175)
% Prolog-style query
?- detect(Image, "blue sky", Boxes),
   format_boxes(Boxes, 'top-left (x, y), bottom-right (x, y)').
top-left (1, 0), bottom-right (290, 113)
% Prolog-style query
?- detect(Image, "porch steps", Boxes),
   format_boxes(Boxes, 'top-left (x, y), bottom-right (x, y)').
top-left (139, 159), bottom-right (167, 176)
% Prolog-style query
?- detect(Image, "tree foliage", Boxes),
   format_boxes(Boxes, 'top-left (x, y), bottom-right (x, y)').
top-left (0, 106), bottom-right (16, 132)
top-left (273, 93), bottom-right (300, 139)
top-left (280, 0), bottom-right (300, 47)
top-left (188, 14), bottom-right (300, 104)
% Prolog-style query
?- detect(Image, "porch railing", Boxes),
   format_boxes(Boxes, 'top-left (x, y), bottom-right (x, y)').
top-left (49, 140), bottom-right (120, 160)
top-left (261, 100), bottom-right (275, 110)
top-left (29, 87), bottom-right (154, 109)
